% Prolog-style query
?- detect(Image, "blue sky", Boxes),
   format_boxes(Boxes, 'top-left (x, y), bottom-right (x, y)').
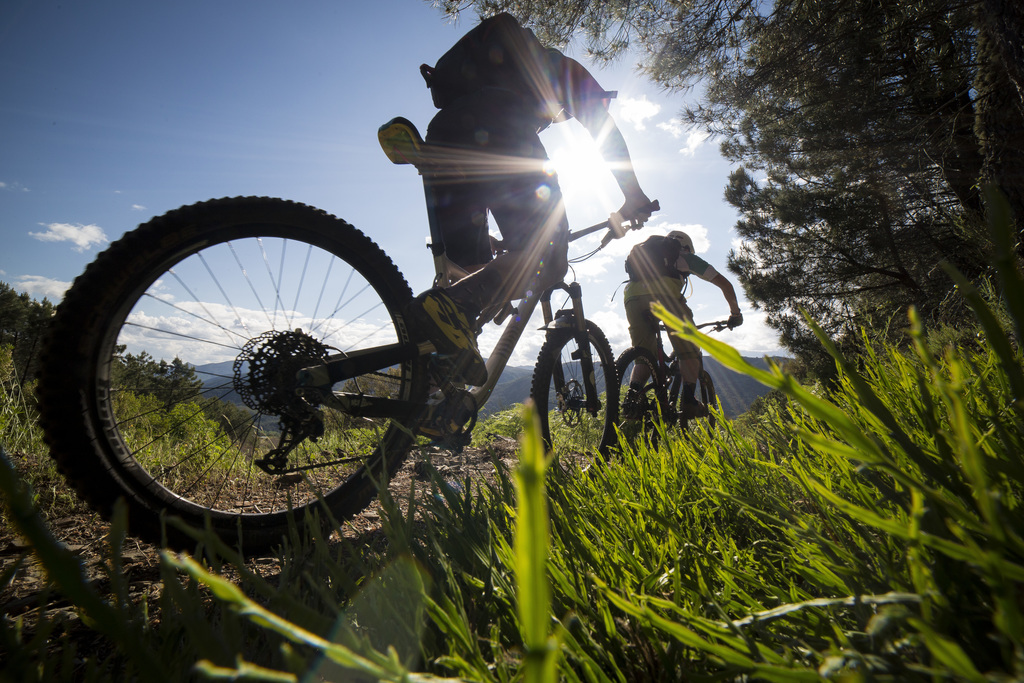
top-left (0, 0), bottom-right (783, 364)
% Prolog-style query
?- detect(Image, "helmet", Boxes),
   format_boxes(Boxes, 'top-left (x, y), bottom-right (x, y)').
top-left (667, 230), bottom-right (694, 253)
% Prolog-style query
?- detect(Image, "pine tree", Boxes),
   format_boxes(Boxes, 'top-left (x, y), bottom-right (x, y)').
top-left (436, 0), bottom-right (1023, 366)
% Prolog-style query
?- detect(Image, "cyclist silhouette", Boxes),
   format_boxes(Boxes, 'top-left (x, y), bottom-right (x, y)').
top-left (622, 230), bottom-right (743, 421)
top-left (407, 12), bottom-right (653, 385)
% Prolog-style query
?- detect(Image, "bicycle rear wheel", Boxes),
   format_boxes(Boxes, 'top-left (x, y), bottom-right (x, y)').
top-left (37, 197), bottom-right (428, 552)
top-left (530, 322), bottom-right (618, 457)
top-left (614, 346), bottom-right (669, 448)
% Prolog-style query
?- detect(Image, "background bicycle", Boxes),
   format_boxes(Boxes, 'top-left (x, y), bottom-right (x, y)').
top-left (614, 319), bottom-right (731, 445)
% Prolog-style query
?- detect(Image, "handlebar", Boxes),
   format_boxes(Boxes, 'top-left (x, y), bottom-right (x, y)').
top-left (696, 320), bottom-right (733, 333)
top-left (568, 199), bottom-right (661, 245)
top-left (658, 319), bottom-right (734, 333)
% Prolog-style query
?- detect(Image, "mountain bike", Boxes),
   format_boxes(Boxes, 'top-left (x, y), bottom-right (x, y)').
top-left (614, 319), bottom-right (731, 443)
top-left (36, 117), bottom-right (655, 552)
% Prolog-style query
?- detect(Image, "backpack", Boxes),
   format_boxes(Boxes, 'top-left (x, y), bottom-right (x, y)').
top-left (625, 235), bottom-right (682, 282)
top-left (421, 13), bottom-right (552, 110)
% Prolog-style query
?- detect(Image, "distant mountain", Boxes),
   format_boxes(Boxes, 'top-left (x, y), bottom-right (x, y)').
top-left (194, 360), bottom-right (244, 405)
top-left (701, 355), bottom-right (779, 418)
top-left (478, 365), bottom-right (535, 418)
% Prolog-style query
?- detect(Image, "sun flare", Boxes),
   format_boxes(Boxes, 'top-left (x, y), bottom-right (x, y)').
top-left (542, 126), bottom-right (620, 210)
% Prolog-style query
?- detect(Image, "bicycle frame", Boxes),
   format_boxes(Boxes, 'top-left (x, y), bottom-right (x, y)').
top-left (295, 218), bottom-right (618, 424)
top-left (461, 216), bottom-right (617, 414)
top-left (300, 116), bottom-right (657, 430)
top-left (656, 319), bottom-right (730, 412)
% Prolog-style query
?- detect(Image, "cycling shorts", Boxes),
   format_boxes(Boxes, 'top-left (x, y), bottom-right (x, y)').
top-left (623, 280), bottom-right (701, 361)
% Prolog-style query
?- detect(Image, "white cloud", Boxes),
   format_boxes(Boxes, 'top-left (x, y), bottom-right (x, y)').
top-left (132, 204), bottom-right (146, 211)
top-left (14, 275), bottom-right (71, 301)
top-left (477, 320), bottom-right (547, 368)
top-left (1, 181), bottom-right (30, 192)
top-left (615, 96), bottom-right (660, 131)
top-left (30, 222), bottom-right (108, 252)
top-left (680, 129), bottom-right (710, 156)
top-left (707, 308), bottom-right (785, 357)
top-left (591, 306), bottom-right (631, 352)
top-left (628, 219), bottom-right (712, 254)
top-left (657, 118), bottom-right (684, 138)
top-left (655, 118), bottom-right (709, 155)
top-left (655, 118), bottom-right (712, 154)
top-left (676, 222), bottom-right (711, 253)
top-left (117, 300), bottom-right (410, 366)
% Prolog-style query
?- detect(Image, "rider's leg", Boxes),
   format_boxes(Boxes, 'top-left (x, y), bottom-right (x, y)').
top-left (624, 292), bottom-right (658, 387)
top-left (620, 293), bottom-right (660, 419)
top-left (624, 278), bottom-right (688, 388)
top-left (664, 298), bottom-right (708, 420)
top-left (677, 355), bottom-right (702, 397)
top-left (445, 212), bottom-right (569, 318)
top-left (411, 94), bottom-right (566, 384)
top-left (674, 347), bottom-right (707, 421)
top-left (424, 94), bottom-right (569, 319)
top-left (672, 298), bottom-right (701, 389)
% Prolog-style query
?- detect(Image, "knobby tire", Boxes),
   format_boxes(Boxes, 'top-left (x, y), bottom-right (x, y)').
top-left (37, 197), bottom-right (428, 552)
top-left (614, 346), bottom-right (669, 449)
top-left (529, 322), bottom-right (618, 457)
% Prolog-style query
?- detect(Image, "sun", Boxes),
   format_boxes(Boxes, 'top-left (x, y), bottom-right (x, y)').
top-left (542, 124), bottom-right (621, 211)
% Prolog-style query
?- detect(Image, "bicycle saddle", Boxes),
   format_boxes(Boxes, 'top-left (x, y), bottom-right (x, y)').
top-left (378, 116), bottom-right (426, 166)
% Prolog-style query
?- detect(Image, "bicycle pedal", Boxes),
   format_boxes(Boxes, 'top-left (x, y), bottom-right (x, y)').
top-left (416, 422), bottom-right (452, 439)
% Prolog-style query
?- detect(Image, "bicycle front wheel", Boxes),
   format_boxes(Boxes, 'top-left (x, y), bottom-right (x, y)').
top-left (530, 322), bottom-right (618, 457)
top-left (37, 197), bottom-right (428, 552)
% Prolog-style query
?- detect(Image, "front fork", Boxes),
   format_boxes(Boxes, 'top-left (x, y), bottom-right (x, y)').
top-left (542, 281), bottom-right (601, 416)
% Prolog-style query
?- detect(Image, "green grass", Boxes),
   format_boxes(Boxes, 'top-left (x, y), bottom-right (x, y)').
top-left (470, 393), bottom-right (609, 454)
top-left (2, 199), bottom-right (1022, 680)
top-left (0, 344), bottom-right (45, 457)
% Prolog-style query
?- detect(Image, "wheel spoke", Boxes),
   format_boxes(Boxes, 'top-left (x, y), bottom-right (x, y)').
top-left (38, 198), bottom-right (427, 550)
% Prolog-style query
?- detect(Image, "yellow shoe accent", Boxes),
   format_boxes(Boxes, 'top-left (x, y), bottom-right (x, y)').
top-left (409, 289), bottom-right (487, 385)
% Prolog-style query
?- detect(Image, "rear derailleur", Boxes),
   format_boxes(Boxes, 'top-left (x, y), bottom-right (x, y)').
top-left (256, 410), bottom-right (324, 474)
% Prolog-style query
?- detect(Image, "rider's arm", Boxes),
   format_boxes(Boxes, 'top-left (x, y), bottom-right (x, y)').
top-left (686, 252), bottom-right (744, 328)
top-left (711, 273), bottom-right (744, 327)
top-left (558, 56), bottom-right (652, 226)
top-left (711, 274), bottom-right (740, 314)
